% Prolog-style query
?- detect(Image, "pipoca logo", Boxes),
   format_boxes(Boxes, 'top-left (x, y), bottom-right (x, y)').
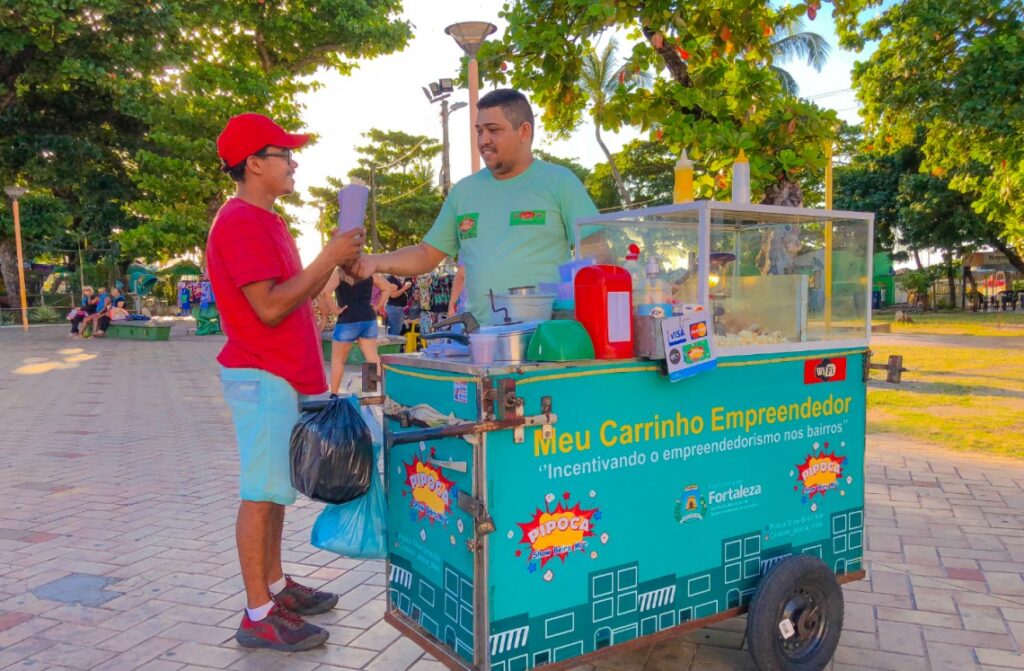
top-left (515, 492), bottom-right (599, 576)
top-left (796, 452), bottom-right (845, 499)
top-left (404, 457), bottom-right (455, 525)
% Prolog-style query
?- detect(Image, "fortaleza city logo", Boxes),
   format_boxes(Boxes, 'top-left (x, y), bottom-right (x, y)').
top-left (675, 482), bottom-right (763, 523)
top-left (795, 450), bottom-right (846, 499)
top-left (516, 492), bottom-right (598, 571)
top-left (404, 456), bottom-right (456, 525)
top-left (674, 484), bottom-right (706, 523)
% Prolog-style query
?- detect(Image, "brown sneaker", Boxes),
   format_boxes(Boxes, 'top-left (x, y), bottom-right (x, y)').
top-left (274, 576), bottom-right (339, 616)
top-left (234, 600), bottom-right (329, 651)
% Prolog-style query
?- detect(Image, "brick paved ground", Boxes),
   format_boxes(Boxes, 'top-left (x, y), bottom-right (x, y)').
top-left (0, 323), bottom-right (1021, 670)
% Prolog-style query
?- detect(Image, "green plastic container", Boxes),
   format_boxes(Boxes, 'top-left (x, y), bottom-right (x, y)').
top-left (526, 319), bottom-right (595, 361)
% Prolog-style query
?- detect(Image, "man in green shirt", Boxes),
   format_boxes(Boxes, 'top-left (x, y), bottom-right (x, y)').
top-left (352, 89), bottom-right (598, 324)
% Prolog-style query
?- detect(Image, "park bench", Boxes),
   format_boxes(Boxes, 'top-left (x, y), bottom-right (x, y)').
top-left (105, 322), bottom-right (172, 341)
top-left (997, 290), bottom-right (1019, 311)
top-left (320, 333), bottom-right (403, 362)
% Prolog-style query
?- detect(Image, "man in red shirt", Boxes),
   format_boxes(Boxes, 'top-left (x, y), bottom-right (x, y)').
top-left (207, 113), bottom-right (364, 651)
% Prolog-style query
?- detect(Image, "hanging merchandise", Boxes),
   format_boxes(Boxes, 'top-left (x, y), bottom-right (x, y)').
top-left (178, 282), bottom-right (193, 315)
top-left (416, 275), bottom-right (432, 310)
top-left (199, 281), bottom-right (214, 310)
top-left (429, 273), bottom-right (454, 314)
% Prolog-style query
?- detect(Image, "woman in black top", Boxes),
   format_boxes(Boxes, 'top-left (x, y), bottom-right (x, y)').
top-left (320, 267), bottom-right (392, 395)
top-left (384, 275), bottom-right (413, 336)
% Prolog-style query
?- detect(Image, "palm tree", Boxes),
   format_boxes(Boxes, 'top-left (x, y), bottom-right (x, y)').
top-left (769, 19), bottom-right (830, 96)
top-left (580, 38), bottom-right (650, 207)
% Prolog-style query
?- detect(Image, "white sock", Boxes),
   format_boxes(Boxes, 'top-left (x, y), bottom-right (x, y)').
top-left (246, 600), bottom-right (274, 622)
top-left (268, 576), bottom-right (287, 595)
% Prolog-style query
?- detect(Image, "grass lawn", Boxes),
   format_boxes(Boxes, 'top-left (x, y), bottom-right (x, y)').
top-left (874, 310), bottom-right (1024, 337)
top-left (868, 343), bottom-right (1024, 459)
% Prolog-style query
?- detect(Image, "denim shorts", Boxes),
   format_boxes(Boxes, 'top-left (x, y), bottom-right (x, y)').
top-left (220, 367), bottom-right (304, 505)
top-left (333, 319), bottom-right (378, 343)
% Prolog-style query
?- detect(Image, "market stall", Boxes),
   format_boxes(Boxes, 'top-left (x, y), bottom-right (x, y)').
top-left (375, 201), bottom-right (874, 671)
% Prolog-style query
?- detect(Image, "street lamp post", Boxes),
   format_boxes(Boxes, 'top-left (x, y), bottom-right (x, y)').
top-left (422, 78), bottom-right (468, 197)
top-left (3, 186), bottom-right (29, 332)
top-left (445, 21), bottom-right (497, 174)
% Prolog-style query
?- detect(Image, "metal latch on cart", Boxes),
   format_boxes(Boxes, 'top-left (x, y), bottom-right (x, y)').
top-left (384, 385), bottom-right (557, 446)
top-left (457, 491), bottom-right (495, 538)
top-left (863, 350), bottom-right (908, 384)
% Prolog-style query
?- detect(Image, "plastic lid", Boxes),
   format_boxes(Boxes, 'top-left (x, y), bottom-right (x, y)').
top-left (676, 149), bottom-right (693, 168)
top-left (735, 148), bottom-right (748, 163)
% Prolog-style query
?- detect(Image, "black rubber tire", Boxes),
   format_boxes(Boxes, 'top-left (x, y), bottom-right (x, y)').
top-left (746, 555), bottom-right (844, 671)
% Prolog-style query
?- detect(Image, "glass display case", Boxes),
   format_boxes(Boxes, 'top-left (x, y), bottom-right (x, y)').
top-left (575, 201), bottom-right (874, 354)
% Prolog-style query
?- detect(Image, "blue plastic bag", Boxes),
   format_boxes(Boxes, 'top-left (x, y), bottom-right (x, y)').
top-left (310, 405), bottom-right (387, 559)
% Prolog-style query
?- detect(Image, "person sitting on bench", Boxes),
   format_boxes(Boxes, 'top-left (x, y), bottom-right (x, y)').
top-left (69, 286), bottom-right (97, 337)
top-left (96, 287), bottom-right (129, 335)
top-left (82, 287), bottom-right (110, 337)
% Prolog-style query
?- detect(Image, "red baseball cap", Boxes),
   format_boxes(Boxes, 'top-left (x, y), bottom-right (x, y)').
top-left (216, 113), bottom-right (309, 168)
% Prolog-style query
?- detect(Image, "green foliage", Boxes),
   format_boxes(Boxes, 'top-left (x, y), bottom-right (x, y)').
top-left (488, 0), bottom-right (864, 204)
top-left (586, 140), bottom-right (677, 211)
top-left (310, 129), bottom-right (443, 253)
top-left (896, 266), bottom-right (942, 296)
top-left (1, 1), bottom-right (412, 268)
top-left (534, 151), bottom-right (592, 184)
top-left (30, 305), bottom-right (61, 324)
top-left (834, 127), bottom-right (1011, 277)
top-left (851, 0), bottom-right (1024, 248)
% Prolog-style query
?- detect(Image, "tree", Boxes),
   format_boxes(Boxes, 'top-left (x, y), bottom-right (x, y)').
top-left (119, 2), bottom-right (412, 262)
top-left (484, 0), bottom-right (859, 206)
top-left (585, 140), bottom-right (677, 211)
top-left (835, 131), bottom-right (995, 305)
top-left (0, 2), bottom-right (176, 302)
top-left (578, 38), bottom-right (651, 207)
top-left (1, 1), bottom-right (413, 284)
top-left (769, 19), bottom-right (830, 96)
top-left (310, 129), bottom-right (443, 254)
top-left (846, 0), bottom-right (1024, 253)
top-left (533, 150), bottom-right (592, 185)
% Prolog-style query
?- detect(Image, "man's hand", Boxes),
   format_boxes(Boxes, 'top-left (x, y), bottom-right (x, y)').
top-left (325, 227), bottom-right (365, 267)
top-left (350, 254), bottom-right (379, 280)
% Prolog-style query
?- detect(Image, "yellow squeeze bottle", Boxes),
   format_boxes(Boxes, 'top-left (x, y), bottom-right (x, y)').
top-left (673, 149), bottom-right (694, 203)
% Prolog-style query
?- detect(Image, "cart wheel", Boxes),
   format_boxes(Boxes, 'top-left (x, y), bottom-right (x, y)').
top-left (746, 555), bottom-right (843, 671)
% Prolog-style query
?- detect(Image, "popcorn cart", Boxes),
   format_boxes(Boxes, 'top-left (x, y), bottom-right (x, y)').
top-left (376, 202), bottom-right (874, 671)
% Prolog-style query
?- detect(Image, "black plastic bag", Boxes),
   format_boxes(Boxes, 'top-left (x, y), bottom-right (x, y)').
top-left (290, 396), bottom-right (373, 504)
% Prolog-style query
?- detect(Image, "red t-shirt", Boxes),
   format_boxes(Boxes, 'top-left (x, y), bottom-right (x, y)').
top-left (206, 198), bottom-right (327, 395)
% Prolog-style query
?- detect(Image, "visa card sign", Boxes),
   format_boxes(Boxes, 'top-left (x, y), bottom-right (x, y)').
top-left (661, 309), bottom-right (717, 382)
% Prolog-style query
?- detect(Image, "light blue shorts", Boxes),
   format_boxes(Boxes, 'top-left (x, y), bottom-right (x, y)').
top-left (333, 319), bottom-right (378, 343)
top-left (220, 367), bottom-right (304, 505)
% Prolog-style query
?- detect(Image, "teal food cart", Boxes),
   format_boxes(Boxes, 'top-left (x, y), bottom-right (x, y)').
top-left (377, 202), bottom-right (874, 671)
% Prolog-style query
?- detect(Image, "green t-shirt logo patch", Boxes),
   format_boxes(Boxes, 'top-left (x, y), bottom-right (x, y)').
top-left (510, 210), bottom-right (547, 226)
top-left (457, 213), bottom-right (479, 240)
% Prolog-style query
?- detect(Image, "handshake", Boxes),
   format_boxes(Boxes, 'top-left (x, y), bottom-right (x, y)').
top-left (324, 226), bottom-right (378, 279)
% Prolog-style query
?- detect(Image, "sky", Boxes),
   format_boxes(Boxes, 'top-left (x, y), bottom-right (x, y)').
top-left (290, 0), bottom-right (873, 264)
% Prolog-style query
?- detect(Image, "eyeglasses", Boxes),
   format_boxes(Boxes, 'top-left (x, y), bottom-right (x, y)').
top-left (257, 149), bottom-right (294, 162)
